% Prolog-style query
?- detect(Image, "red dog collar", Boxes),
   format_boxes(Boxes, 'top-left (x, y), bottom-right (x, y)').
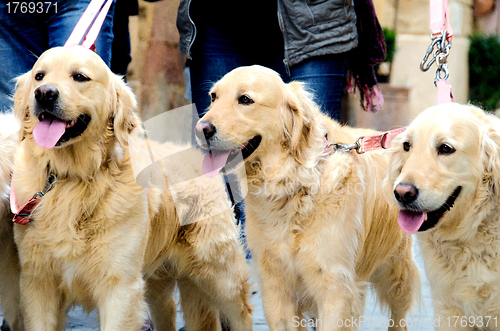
top-left (10, 172), bottom-right (56, 225)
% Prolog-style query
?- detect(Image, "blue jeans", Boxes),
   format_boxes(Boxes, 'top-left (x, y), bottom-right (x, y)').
top-left (0, 0), bottom-right (115, 113)
top-left (189, 24), bottom-right (349, 122)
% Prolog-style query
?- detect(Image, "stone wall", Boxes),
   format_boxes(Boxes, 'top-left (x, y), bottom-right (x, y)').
top-left (128, 0), bottom-right (189, 120)
top-left (372, 0), bottom-right (474, 123)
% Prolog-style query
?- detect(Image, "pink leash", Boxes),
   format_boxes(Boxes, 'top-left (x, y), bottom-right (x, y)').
top-left (64, 0), bottom-right (113, 50)
top-left (422, 0), bottom-right (454, 104)
top-left (10, 0), bottom-right (112, 224)
top-left (326, 127), bottom-right (407, 154)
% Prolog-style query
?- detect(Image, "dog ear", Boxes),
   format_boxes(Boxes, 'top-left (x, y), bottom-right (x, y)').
top-left (111, 75), bottom-right (141, 147)
top-left (13, 71), bottom-right (32, 139)
top-left (481, 126), bottom-right (500, 199)
top-left (282, 81), bottom-right (322, 164)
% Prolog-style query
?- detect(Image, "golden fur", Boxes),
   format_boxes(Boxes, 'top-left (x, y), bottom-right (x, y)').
top-left (198, 65), bottom-right (419, 331)
top-left (11, 46), bottom-right (253, 331)
top-left (385, 103), bottom-right (500, 330)
top-left (0, 113), bottom-right (23, 331)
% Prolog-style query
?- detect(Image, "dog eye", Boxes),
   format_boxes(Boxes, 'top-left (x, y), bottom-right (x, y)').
top-left (210, 92), bottom-right (216, 102)
top-left (403, 141), bottom-right (411, 152)
top-left (238, 95), bottom-right (254, 105)
top-left (438, 143), bottom-right (455, 155)
top-left (72, 73), bottom-right (90, 82)
top-left (35, 73), bottom-right (44, 81)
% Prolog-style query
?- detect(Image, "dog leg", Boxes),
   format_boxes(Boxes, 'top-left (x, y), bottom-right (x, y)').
top-left (253, 250), bottom-right (304, 331)
top-left (311, 282), bottom-right (361, 331)
top-left (259, 278), bottom-right (304, 331)
top-left (369, 236), bottom-right (419, 331)
top-left (177, 278), bottom-right (222, 331)
top-left (98, 276), bottom-right (148, 331)
top-left (145, 273), bottom-right (177, 331)
top-left (19, 271), bottom-right (64, 331)
top-left (0, 221), bottom-right (24, 331)
top-left (183, 264), bottom-right (253, 331)
top-left (176, 218), bottom-right (253, 331)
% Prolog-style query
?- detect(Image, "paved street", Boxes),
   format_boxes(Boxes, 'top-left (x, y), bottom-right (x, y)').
top-left (1, 240), bottom-right (434, 331)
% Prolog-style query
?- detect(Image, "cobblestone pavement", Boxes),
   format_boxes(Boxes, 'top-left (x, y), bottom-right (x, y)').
top-left (1, 241), bottom-right (433, 331)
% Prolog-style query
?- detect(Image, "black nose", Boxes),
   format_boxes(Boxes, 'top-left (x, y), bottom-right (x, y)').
top-left (195, 121), bottom-right (216, 141)
top-left (394, 183), bottom-right (419, 204)
top-left (34, 85), bottom-right (59, 104)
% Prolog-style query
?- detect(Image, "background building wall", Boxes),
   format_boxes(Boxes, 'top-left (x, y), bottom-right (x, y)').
top-left (374, 0), bottom-right (473, 122)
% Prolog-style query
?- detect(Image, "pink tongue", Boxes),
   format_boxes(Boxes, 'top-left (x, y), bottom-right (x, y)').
top-left (398, 210), bottom-right (426, 234)
top-left (202, 149), bottom-right (231, 178)
top-left (33, 117), bottom-right (66, 149)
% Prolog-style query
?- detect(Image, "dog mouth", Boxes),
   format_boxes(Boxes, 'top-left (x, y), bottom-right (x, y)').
top-left (33, 112), bottom-right (91, 149)
top-left (398, 186), bottom-right (462, 234)
top-left (202, 135), bottom-right (262, 178)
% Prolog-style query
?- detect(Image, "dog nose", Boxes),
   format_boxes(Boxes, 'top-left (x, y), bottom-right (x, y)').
top-left (394, 183), bottom-right (419, 204)
top-left (34, 85), bottom-right (59, 103)
top-left (195, 121), bottom-right (216, 141)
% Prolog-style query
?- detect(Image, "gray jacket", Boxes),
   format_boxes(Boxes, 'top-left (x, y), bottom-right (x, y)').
top-left (177, 0), bottom-right (358, 68)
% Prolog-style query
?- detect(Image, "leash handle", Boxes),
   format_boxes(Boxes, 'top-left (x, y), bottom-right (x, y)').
top-left (64, 0), bottom-right (113, 50)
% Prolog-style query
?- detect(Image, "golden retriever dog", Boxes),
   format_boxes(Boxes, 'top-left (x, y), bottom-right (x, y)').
top-left (11, 46), bottom-right (253, 331)
top-left (0, 113), bottom-right (23, 331)
top-left (385, 103), bottom-right (500, 330)
top-left (196, 65), bottom-right (419, 331)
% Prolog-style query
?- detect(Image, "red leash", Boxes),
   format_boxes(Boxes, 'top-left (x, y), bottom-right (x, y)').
top-left (11, 0), bottom-right (112, 224)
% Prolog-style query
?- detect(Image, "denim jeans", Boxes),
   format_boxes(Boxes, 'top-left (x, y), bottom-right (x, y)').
top-left (0, 0), bottom-right (115, 113)
top-left (189, 24), bottom-right (349, 122)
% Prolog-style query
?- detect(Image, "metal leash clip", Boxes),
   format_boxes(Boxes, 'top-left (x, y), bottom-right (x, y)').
top-left (420, 30), bottom-right (452, 86)
top-left (32, 172), bottom-right (57, 200)
top-left (327, 136), bottom-right (365, 154)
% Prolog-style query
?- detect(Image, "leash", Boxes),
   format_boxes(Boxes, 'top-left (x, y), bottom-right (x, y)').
top-left (10, 0), bottom-right (111, 224)
top-left (64, 0), bottom-right (113, 50)
top-left (420, 0), bottom-right (454, 104)
top-left (326, 127), bottom-right (407, 154)
top-left (10, 172), bottom-right (56, 225)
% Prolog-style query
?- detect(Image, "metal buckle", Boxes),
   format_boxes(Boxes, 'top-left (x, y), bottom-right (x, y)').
top-left (380, 132), bottom-right (389, 149)
top-left (328, 136), bottom-right (365, 154)
top-left (32, 172), bottom-right (57, 199)
top-left (421, 30), bottom-right (452, 86)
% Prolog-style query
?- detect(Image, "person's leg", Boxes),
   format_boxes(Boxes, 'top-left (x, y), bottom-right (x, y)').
top-left (110, 0), bottom-right (131, 77)
top-left (189, 24), bottom-right (251, 117)
top-left (0, 2), bottom-right (48, 112)
top-left (289, 53), bottom-right (349, 122)
top-left (47, 0), bottom-right (115, 66)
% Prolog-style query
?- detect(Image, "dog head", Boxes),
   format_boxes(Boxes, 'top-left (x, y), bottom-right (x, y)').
top-left (196, 65), bottom-right (324, 177)
top-left (385, 103), bottom-right (500, 234)
top-left (14, 46), bottom-right (139, 150)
